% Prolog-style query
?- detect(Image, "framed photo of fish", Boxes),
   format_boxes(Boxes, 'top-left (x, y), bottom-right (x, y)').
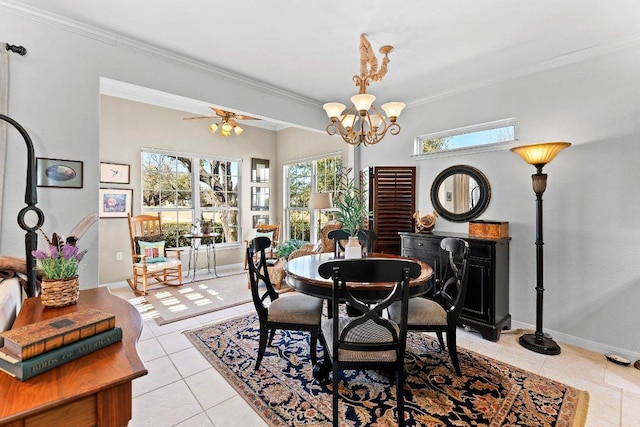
top-left (36, 158), bottom-right (83, 188)
top-left (100, 162), bottom-right (130, 184)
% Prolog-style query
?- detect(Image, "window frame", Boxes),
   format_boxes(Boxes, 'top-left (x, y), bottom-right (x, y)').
top-left (283, 152), bottom-right (342, 242)
top-left (141, 148), bottom-right (242, 248)
top-left (413, 118), bottom-right (519, 159)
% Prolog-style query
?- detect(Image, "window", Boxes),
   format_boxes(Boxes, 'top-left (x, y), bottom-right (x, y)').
top-left (142, 151), bottom-right (241, 247)
top-left (284, 154), bottom-right (342, 242)
top-left (415, 118), bottom-right (516, 156)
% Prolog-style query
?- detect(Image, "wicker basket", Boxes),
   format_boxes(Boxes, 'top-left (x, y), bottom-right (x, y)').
top-left (40, 276), bottom-right (80, 307)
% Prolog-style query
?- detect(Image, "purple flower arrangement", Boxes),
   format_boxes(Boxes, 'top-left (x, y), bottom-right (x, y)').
top-left (32, 243), bottom-right (87, 280)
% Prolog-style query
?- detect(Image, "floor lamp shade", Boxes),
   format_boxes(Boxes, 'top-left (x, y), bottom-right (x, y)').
top-left (511, 141), bottom-right (570, 356)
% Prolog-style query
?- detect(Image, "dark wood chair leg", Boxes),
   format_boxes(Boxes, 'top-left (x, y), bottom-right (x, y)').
top-left (255, 325), bottom-right (268, 370)
top-left (447, 327), bottom-right (461, 376)
top-left (436, 331), bottom-right (446, 350)
top-left (397, 368), bottom-right (406, 427)
top-left (310, 332), bottom-right (318, 365)
top-left (332, 364), bottom-right (339, 427)
top-left (267, 328), bottom-right (276, 346)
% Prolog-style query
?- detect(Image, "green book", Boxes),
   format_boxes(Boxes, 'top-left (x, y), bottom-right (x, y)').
top-left (0, 327), bottom-right (122, 381)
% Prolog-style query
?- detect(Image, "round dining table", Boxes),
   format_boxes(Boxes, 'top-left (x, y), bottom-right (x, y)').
top-left (284, 252), bottom-right (434, 302)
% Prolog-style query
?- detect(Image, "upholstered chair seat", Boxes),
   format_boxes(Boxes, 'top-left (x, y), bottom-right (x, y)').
top-left (268, 294), bottom-right (322, 325)
top-left (389, 297), bottom-right (447, 326)
top-left (321, 317), bottom-right (400, 362)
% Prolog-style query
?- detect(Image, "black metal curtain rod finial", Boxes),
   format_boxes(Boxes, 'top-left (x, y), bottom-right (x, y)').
top-left (5, 43), bottom-right (27, 56)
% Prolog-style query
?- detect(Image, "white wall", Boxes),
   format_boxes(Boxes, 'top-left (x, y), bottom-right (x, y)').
top-left (0, 8), bottom-right (326, 288)
top-left (360, 45), bottom-right (640, 358)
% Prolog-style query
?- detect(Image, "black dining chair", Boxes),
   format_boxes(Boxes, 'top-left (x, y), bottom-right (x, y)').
top-left (327, 228), bottom-right (378, 258)
top-left (317, 258), bottom-right (422, 427)
top-left (388, 237), bottom-right (470, 376)
top-left (247, 236), bottom-right (323, 370)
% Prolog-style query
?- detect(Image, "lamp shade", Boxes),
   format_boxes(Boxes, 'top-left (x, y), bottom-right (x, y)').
top-left (381, 102), bottom-right (406, 119)
top-left (323, 103), bottom-right (346, 119)
top-left (351, 94), bottom-right (376, 112)
top-left (511, 142), bottom-right (571, 167)
top-left (309, 192), bottom-right (333, 210)
top-left (233, 125), bottom-right (243, 136)
top-left (208, 123), bottom-right (218, 133)
top-left (341, 114), bottom-right (358, 129)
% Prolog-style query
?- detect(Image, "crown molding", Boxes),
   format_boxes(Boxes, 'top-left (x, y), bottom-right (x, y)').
top-left (0, 0), bottom-right (321, 108)
top-left (408, 32), bottom-right (640, 108)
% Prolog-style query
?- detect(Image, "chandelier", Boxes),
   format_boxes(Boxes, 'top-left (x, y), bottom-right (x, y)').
top-left (323, 34), bottom-right (405, 147)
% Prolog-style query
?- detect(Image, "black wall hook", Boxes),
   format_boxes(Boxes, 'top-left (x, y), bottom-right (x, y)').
top-left (5, 43), bottom-right (27, 56)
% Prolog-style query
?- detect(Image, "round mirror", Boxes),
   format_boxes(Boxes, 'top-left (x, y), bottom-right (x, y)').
top-left (430, 165), bottom-right (491, 222)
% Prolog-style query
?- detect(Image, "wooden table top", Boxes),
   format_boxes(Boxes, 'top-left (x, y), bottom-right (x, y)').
top-left (0, 287), bottom-right (147, 423)
top-left (284, 252), bottom-right (434, 301)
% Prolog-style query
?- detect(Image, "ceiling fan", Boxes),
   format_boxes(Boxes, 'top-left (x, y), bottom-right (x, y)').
top-left (183, 107), bottom-right (260, 137)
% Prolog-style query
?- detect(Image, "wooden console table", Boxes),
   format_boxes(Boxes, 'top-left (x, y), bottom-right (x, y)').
top-left (0, 288), bottom-right (148, 426)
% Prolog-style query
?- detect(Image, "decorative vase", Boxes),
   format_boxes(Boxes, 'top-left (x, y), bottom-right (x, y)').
top-left (344, 236), bottom-right (362, 259)
top-left (40, 276), bottom-right (80, 307)
top-left (414, 210), bottom-right (438, 233)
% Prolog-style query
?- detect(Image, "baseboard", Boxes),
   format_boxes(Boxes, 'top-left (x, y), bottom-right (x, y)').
top-left (510, 320), bottom-right (640, 361)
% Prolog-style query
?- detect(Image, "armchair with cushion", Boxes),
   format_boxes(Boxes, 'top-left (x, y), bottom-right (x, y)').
top-left (127, 213), bottom-right (183, 295)
top-left (288, 221), bottom-right (342, 260)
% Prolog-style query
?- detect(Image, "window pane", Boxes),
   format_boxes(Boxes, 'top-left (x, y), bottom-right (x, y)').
top-left (143, 151), bottom-right (241, 245)
top-left (418, 121), bottom-right (516, 154)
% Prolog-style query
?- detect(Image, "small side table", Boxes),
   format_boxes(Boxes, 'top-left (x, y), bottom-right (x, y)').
top-left (183, 233), bottom-right (221, 281)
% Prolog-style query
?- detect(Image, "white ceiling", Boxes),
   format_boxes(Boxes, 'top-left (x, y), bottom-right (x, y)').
top-left (6, 0), bottom-right (640, 129)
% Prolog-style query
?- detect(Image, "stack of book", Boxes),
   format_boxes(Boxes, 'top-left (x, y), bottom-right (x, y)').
top-left (0, 308), bottom-right (122, 381)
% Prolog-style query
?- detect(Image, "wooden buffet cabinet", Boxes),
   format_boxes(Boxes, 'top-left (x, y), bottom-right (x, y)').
top-left (0, 288), bottom-right (147, 426)
top-left (399, 232), bottom-right (511, 341)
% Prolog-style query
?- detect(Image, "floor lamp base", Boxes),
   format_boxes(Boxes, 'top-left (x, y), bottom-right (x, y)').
top-left (519, 333), bottom-right (561, 355)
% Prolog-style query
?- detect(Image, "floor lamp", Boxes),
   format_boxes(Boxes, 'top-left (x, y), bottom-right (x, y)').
top-left (511, 141), bottom-right (571, 356)
top-left (309, 192), bottom-right (333, 241)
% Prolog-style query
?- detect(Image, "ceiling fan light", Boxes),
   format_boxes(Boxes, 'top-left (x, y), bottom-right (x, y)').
top-left (221, 122), bottom-right (233, 132)
top-left (220, 129), bottom-right (231, 137)
top-left (234, 125), bottom-right (244, 136)
top-left (209, 123), bottom-right (218, 133)
top-left (351, 94), bottom-right (376, 112)
top-left (381, 102), bottom-right (406, 120)
top-left (323, 103), bottom-right (346, 119)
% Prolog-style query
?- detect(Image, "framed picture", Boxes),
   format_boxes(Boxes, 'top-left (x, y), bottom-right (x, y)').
top-left (100, 162), bottom-right (130, 184)
top-left (36, 158), bottom-right (83, 188)
top-left (251, 158), bottom-right (270, 183)
top-left (251, 187), bottom-right (269, 211)
top-left (99, 188), bottom-right (133, 218)
top-left (253, 215), bottom-right (269, 228)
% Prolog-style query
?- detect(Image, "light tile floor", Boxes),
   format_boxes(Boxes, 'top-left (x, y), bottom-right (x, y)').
top-left (107, 279), bottom-right (640, 427)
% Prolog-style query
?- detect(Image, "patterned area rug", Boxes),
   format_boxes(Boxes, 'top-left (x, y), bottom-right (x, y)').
top-left (185, 314), bottom-right (589, 427)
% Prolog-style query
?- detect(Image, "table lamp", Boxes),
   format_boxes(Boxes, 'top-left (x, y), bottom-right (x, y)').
top-left (511, 141), bottom-right (571, 355)
top-left (309, 192), bottom-right (333, 240)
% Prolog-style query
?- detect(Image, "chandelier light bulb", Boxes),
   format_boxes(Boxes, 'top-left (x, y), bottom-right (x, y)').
top-left (208, 123), bottom-right (218, 133)
top-left (233, 125), bottom-right (244, 136)
top-left (221, 122), bottom-right (233, 132)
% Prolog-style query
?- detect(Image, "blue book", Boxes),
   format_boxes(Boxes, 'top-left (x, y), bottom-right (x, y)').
top-left (0, 327), bottom-right (122, 381)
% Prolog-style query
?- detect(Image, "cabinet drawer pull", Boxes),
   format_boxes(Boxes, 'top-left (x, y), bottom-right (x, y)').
top-left (418, 243), bottom-right (423, 247)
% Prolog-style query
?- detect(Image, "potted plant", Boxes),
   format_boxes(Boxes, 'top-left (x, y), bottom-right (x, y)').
top-left (334, 167), bottom-right (372, 259)
top-left (334, 167), bottom-right (371, 236)
top-left (32, 233), bottom-right (87, 307)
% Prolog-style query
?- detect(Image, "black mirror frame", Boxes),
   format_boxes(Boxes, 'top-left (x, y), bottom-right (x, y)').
top-left (430, 165), bottom-right (491, 222)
